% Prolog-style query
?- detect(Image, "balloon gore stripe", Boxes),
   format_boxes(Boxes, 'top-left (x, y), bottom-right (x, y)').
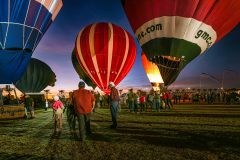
top-left (75, 23), bottom-right (136, 91)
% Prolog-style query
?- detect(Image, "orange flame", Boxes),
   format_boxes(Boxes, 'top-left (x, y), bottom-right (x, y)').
top-left (141, 53), bottom-right (164, 86)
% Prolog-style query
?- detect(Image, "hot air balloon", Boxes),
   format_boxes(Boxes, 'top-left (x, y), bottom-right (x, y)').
top-left (74, 22), bottom-right (136, 93)
top-left (122, 0), bottom-right (240, 86)
top-left (71, 51), bottom-right (96, 89)
top-left (14, 58), bottom-right (56, 93)
top-left (0, 0), bottom-right (63, 84)
top-left (141, 52), bottom-right (164, 91)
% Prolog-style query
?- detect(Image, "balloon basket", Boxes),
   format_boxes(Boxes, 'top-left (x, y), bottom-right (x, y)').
top-left (0, 105), bottom-right (25, 119)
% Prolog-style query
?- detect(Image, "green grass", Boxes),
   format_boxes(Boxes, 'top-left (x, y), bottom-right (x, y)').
top-left (0, 105), bottom-right (240, 160)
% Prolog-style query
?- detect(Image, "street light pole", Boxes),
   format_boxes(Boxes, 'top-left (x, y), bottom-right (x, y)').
top-left (221, 70), bottom-right (225, 89)
top-left (201, 73), bottom-right (221, 89)
top-left (44, 90), bottom-right (50, 110)
top-left (0, 88), bottom-right (3, 106)
top-left (199, 75), bottom-right (202, 90)
top-left (222, 69), bottom-right (238, 89)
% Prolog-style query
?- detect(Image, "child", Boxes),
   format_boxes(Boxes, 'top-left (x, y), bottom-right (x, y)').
top-left (52, 96), bottom-right (64, 132)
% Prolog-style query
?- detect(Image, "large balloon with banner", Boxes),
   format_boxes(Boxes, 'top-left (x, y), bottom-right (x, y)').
top-left (122, 0), bottom-right (240, 86)
top-left (0, 0), bottom-right (63, 84)
top-left (74, 22), bottom-right (136, 94)
top-left (71, 51), bottom-right (97, 89)
top-left (141, 52), bottom-right (164, 91)
top-left (14, 58), bottom-right (56, 93)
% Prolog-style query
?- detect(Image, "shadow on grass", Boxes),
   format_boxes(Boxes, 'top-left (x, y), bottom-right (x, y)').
top-left (117, 120), bottom-right (240, 128)
top-left (45, 131), bottom-right (63, 159)
top-left (0, 152), bottom-right (48, 160)
top-left (89, 132), bottom-right (116, 142)
top-left (114, 127), bottom-right (240, 152)
top-left (139, 112), bottom-right (240, 118)
top-left (92, 118), bottom-right (240, 128)
top-left (88, 124), bottom-right (240, 153)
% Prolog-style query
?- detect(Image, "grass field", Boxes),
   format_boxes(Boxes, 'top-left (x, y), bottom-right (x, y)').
top-left (0, 105), bottom-right (240, 160)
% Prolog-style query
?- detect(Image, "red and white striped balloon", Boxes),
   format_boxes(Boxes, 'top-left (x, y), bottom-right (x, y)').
top-left (74, 22), bottom-right (136, 93)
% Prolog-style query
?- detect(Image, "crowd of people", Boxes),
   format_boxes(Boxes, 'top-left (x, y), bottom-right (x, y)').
top-left (119, 89), bottom-right (240, 110)
top-left (2, 85), bottom-right (240, 141)
top-left (49, 86), bottom-right (240, 141)
top-left (60, 81), bottom-right (120, 141)
top-left (171, 90), bottom-right (240, 104)
top-left (125, 89), bottom-right (173, 113)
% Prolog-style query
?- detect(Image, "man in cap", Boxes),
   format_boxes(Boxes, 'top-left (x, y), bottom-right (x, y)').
top-left (72, 81), bottom-right (95, 140)
top-left (108, 82), bottom-right (120, 129)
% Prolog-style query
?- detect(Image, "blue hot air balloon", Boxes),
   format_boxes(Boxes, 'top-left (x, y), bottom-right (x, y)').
top-left (0, 0), bottom-right (63, 84)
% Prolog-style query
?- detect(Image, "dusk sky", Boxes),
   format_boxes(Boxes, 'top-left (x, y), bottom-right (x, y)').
top-left (32, 0), bottom-right (240, 92)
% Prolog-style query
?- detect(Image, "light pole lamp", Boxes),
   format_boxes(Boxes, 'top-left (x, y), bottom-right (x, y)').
top-left (0, 88), bottom-right (3, 106)
top-left (44, 89), bottom-right (50, 101)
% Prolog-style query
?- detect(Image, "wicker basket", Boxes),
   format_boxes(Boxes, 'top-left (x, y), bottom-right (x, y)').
top-left (0, 105), bottom-right (25, 119)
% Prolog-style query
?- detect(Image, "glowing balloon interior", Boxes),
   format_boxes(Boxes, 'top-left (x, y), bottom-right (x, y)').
top-left (141, 52), bottom-right (164, 89)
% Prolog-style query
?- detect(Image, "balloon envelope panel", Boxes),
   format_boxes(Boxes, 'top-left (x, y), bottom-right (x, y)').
top-left (0, 0), bottom-right (62, 84)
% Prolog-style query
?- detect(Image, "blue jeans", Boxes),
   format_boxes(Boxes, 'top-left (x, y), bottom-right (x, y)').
top-left (140, 103), bottom-right (145, 112)
top-left (110, 101), bottom-right (119, 127)
top-left (134, 102), bottom-right (139, 112)
top-left (155, 101), bottom-right (160, 111)
top-left (128, 100), bottom-right (134, 112)
top-left (76, 113), bottom-right (91, 140)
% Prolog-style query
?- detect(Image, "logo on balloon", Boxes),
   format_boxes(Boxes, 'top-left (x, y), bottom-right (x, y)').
top-left (195, 30), bottom-right (213, 49)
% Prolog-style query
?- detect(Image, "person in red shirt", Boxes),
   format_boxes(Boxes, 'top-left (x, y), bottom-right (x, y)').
top-left (167, 92), bottom-right (173, 108)
top-left (139, 92), bottom-right (146, 112)
top-left (52, 96), bottom-right (64, 132)
top-left (72, 81), bottom-right (95, 141)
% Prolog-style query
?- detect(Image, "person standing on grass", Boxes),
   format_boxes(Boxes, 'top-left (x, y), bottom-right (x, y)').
top-left (133, 91), bottom-right (140, 113)
top-left (66, 92), bottom-right (77, 132)
top-left (139, 92), bottom-right (146, 112)
top-left (24, 95), bottom-right (35, 119)
top-left (162, 92), bottom-right (168, 109)
top-left (108, 82), bottom-right (120, 129)
top-left (154, 91), bottom-right (161, 112)
top-left (93, 92), bottom-right (101, 112)
top-left (167, 91), bottom-right (173, 108)
top-left (73, 81), bottom-right (95, 141)
top-left (99, 95), bottom-right (103, 107)
top-left (147, 91), bottom-right (154, 112)
top-left (127, 88), bottom-right (134, 112)
top-left (52, 96), bottom-right (64, 132)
